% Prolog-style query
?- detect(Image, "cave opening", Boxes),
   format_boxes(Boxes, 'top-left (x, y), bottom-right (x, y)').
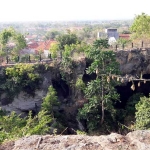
top-left (82, 59), bottom-right (150, 110)
top-left (115, 74), bottom-right (150, 109)
top-left (82, 71), bottom-right (96, 83)
top-left (52, 74), bottom-right (69, 100)
top-left (82, 60), bottom-right (96, 83)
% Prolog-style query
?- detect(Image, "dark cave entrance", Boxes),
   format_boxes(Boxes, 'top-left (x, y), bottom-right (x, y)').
top-left (52, 75), bottom-right (70, 100)
top-left (82, 60), bottom-right (150, 110)
top-left (82, 72), bottom-right (96, 83)
top-left (82, 59), bottom-right (97, 83)
top-left (82, 59), bottom-right (150, 109)
top-left (115, 74), bottom-right (150, 109)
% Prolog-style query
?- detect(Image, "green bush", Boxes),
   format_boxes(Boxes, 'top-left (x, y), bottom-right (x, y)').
top-left (3, 64), bottom-right (42, 97)
top-left (0, 86), bottom-right (60, 143)
top-left (21, 110), bottom-right (51, 136)
top-left (0, 110), bottom-right (52, 143)
top-left (0, 112), bottom-right (26, 143)
top-left (126, 93), bottom-right (143, 114)
top-left (135, 95), bottom-right (150, 129)
top-left (76, 130), bottom-right (87, 135)
top-left (75, 77), bottom-right (85, 91)
top-left (42, 86), bottom-right (59, 116)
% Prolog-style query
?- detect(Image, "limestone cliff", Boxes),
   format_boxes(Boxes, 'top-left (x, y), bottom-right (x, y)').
top-left (116, 48), bottom-right (150, 75)
top-left (0, 49), bottom-right (150, 129)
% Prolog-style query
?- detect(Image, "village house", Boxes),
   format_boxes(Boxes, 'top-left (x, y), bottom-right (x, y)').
top-left (97, 28), bottom-right (119, 40)
top-left (35, 40), bottom-right (57, 57)
top-left (20, 40), bottom-right (56, 58)
top-left (20, 41), bottom-right (38, 55)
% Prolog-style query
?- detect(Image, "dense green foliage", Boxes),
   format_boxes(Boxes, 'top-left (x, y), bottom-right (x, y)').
top-left (12, 33), bottom-right (26, 55)
top-left (126, 93), bottom-right (143, 115)
top-left (50, 43), bottom-right (59, 59)
top-left (5, 64), bottom-right (41, 96)
top-left (22, 110), bottom-right (51, 136)
top-left (130, 13), bottom-right (150, 39)
top-left (0, 24), bottom-right (150, 140)
top-left (0, 64), bottom-right (42, 102)
top-left (135, 96), bottom-right (150, 129)
top-left (42, 86), bottom-right (59, 117)
top-left (45, 30), bottom-right (61, 40)
top-left (42, 86), bottom-right (65, 133)
top-left (93, 39), bottom-right (109, 49)
top-left (57, 32), bottom-right (79, 50)
top-left (0, 85), bottom-right (60, 143)
top-left (0, 110), bottom-right (52, 143)
top-left (0, 27), bottom-right (26, 56)
top-left (78, 39), bottom-right (120, 132)
top-left (75, 77), bottom-right (85, 91)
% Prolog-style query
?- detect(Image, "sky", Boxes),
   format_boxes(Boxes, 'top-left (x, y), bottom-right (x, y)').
top-left (0, 0), bottom-right (150, 22)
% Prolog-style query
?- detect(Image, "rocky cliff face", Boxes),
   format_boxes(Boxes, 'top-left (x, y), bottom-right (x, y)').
top-left (0, 49), bottom-right (150, 128)
top-left (0, 59), bottom-right (87, 129)
top-left (1, 90), bottom-right (45, 116)
top-left (1, 130), bottom-right (150, 150)
top-left (116, 48), bottom-right (150, 75)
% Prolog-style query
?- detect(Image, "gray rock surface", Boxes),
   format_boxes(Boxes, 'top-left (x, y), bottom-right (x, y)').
top-left (1, 130), bottom-right (150, 150)
top-left (1, 49), bottom-right (150, 115)
top-left (1, 90), bottom-right (46, 116)
top-left (116, 48), bottom-right (150, 75)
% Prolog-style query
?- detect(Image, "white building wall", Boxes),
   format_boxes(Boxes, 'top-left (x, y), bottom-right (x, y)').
top-left (44, 50), bottom-right (50, 58)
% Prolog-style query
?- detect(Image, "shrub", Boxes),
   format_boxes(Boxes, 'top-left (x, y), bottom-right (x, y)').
top-left (135, 95), bottom-right (150, 129)
top-left (0, 110), bottom-right (52, 143)
top-left (42, 86), bottom-right (59, 116)
top-left (75, 77), bottom-right (85, 91)
top-left (4, 64), bottom-right (42, 97)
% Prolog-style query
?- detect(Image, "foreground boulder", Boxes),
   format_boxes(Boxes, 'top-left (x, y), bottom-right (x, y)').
top-left (1, 130), bottom-right (150, 150)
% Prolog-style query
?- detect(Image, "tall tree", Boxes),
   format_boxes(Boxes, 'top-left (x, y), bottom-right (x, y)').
top-left (0, 27), bottom-right (26, 56)
top-left (45, 30), bottom-right (60, 40)
top-left (49, 43), bottom-right (59, 59)
top-left (0, 27), bottom-right (13, 54)
top-left (56, 32), bottom-right (79, 50)
top-left (78, 39), bottom-right (120, 131)
top-left (130, 13), bottom-right (150, 39)
top-left (42, 86), bottom-right (59, 118)
top-left (12, 33), bottom-right (27, 55)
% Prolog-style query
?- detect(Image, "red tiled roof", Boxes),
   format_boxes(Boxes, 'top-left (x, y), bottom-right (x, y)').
top-left (119, 34), bottom-right (131, 40)
top-left (36, 40), bottom-right (57, 51)
top-left (27, 42), bottom-right (39, 49)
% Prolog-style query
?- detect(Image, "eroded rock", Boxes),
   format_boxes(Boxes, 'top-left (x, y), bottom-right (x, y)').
top-left (1, 130), bottom-right (150, 150)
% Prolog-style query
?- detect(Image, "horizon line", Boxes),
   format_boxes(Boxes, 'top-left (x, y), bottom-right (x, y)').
top-left (0, 19), bottom-right (133, 23)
